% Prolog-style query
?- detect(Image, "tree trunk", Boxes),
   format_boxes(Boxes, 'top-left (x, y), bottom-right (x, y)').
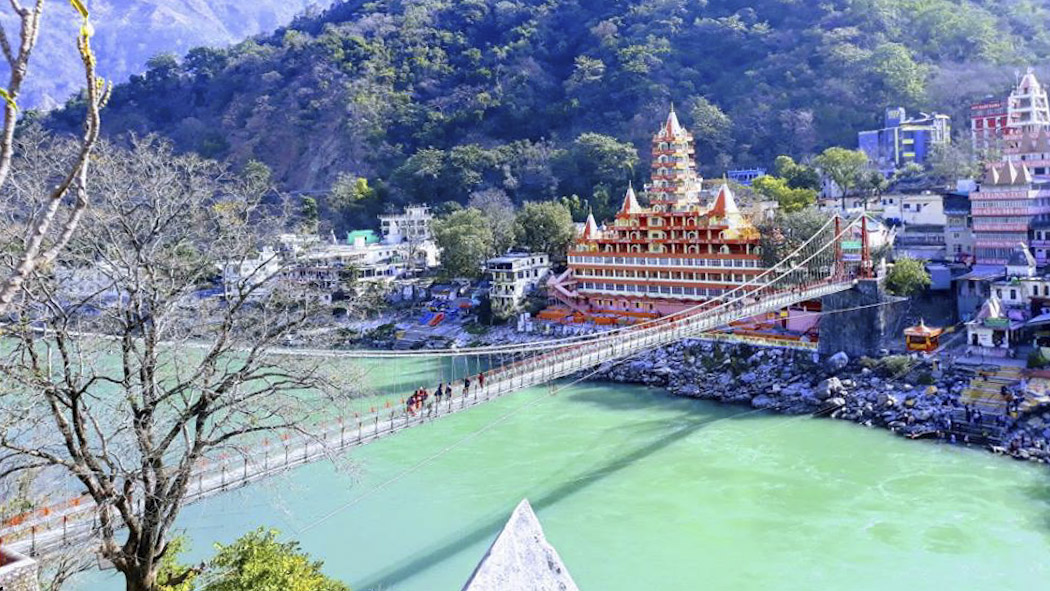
top-left (123, 563), bottom-right (158, 591)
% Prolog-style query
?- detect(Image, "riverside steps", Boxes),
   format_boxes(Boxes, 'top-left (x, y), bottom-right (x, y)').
top-left (0, 214), bottom-right (876, 559)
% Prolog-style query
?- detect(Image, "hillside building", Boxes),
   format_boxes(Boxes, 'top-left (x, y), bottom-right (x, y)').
top-left (727, 168), bottom-right (766, 186)
top-left (944, 192), bottom-right (974, 263)
top-left (1007, 68), bottom-right (1050, 134)
top-left (970, 99), bottom-right (1008, 153)
top-left (971, 161), bottom-right (1050, 265)
top-left (379, 205), bottom-right (433, 244)
top-left (548, 108), bottom-right (767, 320)
top-left (1003, 129), bottom-right (1050, 181)
top-left (486, 253), bottom-right (551, 318)
top-left (858, 107), bottom-right (951, 175)
top-left (971, 68), bottom-right (1050, 154)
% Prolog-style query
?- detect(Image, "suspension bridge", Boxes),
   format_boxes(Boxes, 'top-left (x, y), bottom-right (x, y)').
top-left (0, 213), bottom-right (878, 558)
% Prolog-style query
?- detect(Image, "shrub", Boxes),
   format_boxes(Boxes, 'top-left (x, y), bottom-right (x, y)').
top-left (1028, 350), bottom-right (1049, 369)
top-left (882, 355), bottom-right (915, 376)
top-left (915, 371), bottom-right (934, 385)
top-left (859, 356), bottom-right (879, 369)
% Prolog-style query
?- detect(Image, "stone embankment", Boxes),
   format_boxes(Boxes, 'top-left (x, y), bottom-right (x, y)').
top-left (590, 340), bottom-right (1050, 465)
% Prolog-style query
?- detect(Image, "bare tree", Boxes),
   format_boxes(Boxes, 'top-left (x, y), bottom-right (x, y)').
top-left (0, 138), bottom-right (355, 591)
top-left (0, 0), bottom-right (109, 316)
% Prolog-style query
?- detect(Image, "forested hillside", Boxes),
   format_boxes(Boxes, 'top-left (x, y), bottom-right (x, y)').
top-left (2, 0), bottom-right (330, 108)
top-left (48, 0), bottom-right (1050, 227)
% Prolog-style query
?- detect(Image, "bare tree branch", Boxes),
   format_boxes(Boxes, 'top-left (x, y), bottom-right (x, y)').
top-left (0, 139), bottom-right (359, 591)
top-left (0, 0), bottom-right (109, 316)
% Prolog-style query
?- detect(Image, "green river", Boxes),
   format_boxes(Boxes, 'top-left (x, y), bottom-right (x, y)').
top-left (77, 377), bottom-right (1050, 590)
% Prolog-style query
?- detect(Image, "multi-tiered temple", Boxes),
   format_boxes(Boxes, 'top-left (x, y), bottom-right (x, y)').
top-left (548, 108), bottom-right (767, 321)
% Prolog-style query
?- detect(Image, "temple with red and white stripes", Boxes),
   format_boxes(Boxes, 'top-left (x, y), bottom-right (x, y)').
top-left (546, 108), bottom-right (771, 322)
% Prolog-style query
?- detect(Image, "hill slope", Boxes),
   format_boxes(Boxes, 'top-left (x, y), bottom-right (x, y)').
top-left (2, 0), bottom-right (331, 108)
top-left (47, 0), bottom-right (1050, 217)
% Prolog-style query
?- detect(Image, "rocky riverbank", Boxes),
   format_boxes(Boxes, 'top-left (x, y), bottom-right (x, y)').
top-left (590, 340), bottom-right (1050, 465)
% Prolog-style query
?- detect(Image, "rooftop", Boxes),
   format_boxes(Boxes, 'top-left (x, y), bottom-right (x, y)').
top-left (943, 193), bottom-right (970, 214)
top-left (347, 230), bottom-right (381, 245)
top-left (487, 253), bottom-right (549, 264)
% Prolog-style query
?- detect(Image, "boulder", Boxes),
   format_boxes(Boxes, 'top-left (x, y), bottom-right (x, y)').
top-left (751, 394), bottom-right (776, 409)
top-left (826, 351), bottom-right (849, 372)
top-left (677, 384), bottom-right (700, 398)
top-left (815, 377), bottom-right (843, 400)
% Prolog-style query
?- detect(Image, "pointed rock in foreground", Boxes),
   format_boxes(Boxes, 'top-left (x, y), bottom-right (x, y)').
top-left (462, 499), bottom-right (579, 591)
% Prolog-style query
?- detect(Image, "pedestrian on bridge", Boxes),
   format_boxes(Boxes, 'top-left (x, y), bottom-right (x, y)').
top-left (463, 376), bottom-right (472, 397)
top-left (478, 371), bottom-right (486, 389)
top-left (423, 388), bottom-right (436, 417)
top-left (406, 390), bottom-right (419, 416)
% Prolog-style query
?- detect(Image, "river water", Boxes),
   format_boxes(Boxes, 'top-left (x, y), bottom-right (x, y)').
top-left (77, 379), bottom-right (1050, 590)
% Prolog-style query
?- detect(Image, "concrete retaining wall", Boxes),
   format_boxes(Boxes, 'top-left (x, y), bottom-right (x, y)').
top-left (819, 279), bottom-right (903, 358)
top-left (0, 548), bottom-right (39, 591)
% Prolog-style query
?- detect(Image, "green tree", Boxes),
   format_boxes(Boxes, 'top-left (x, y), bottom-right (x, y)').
top-left (815, 147), bottom-right (869, 211)
top-left (432, 208), bottom-right (494, 278)
top-left (204, 528), bottom-right (348, 591)
top-left (867, 43), bottom-right (928, 105)
top-left (514, 201), bottom-right (576, 262)
top-left (557, 133), bottom-right (638, 202)
top-left (299, 197), bottom-right (319, 233)
top-left (751, 175), bottom-right (817, 213)
top-left (857, 170), bottom-right (889, 205)
top-left (890, 162), bottom-right (926, 185)
top-left (885, 257), bottom-right (931, 297)
top-left (688, 96), bottom-right (733, 166)
top-left (773, 155), bottom-right (821, 191)
top-left (328, 174), bottom-right (379, 233)
top-left (156, 538), bottom-right (198, 591)
top-left (392, 148), bottom-right (447, 201)
top-left (757, 207), bottom-right (830, 269)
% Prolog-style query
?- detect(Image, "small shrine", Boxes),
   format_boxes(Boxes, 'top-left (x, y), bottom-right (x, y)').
top-left (904, 319), bottom-right (944, 353)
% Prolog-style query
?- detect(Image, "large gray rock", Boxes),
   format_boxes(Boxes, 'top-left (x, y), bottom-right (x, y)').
top-left (826, 351), bottom-right (849, 372)
top-left (677, 384), bottom-right (700, 397)
top-left (463, 499), bottom-right (579, 591)
top-left (815, 377), bottom-right (843, 400)
top-left (751, 394), bottom-right (776, 409)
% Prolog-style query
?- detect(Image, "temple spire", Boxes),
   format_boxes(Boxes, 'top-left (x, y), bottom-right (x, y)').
top-left (582, 210), bottom-right (598, 239)
top-left (620, 181), bottom-right (641, 214)
top-left (710, 182), bottom-right (741, 220)
top-left (665, 104), bottom-right (684, 137)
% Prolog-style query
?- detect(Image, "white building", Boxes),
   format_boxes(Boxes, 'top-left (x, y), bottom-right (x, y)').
top-left (279, 205), bottom-right (441, 294)
top-left (220, 246), bottom-right (283, 290)
top-left (486, 253), bottom-right (551, 318)
top-left (380, 205), bottom-right (433, 244)
top-left (900, 193), bottom-right (946, 226)
top-left (1009, 69), bottom-right (1050, 134)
